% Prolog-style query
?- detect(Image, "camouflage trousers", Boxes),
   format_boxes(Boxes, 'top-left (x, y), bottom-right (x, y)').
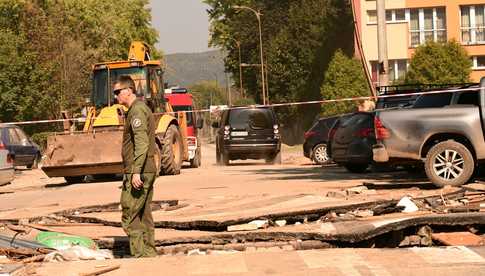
top-left (121, 173), bottom-right (157, 258)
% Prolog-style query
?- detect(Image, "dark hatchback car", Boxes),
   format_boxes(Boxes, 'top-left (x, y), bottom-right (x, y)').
top-left (213, 107), bottom-right (281, 165)
top-left (303, 116), bottom-right (339, 165)
top-left (328, 112), bottom-right (376, 173)
top-left (0, 125), bottom-right (41, 168)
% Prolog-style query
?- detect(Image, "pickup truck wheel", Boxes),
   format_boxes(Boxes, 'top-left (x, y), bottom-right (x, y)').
top-left (425, 141), bottom-right (474, 187)
top-left (344, 163), bottom-right (369, 173)
top-left (312, 144), bottom-right (330, 165)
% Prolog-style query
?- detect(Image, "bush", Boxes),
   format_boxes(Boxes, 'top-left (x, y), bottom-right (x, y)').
top-left (406, 40), bottom-right (472, 84)
top-left (320, 50), bottom-right (371, 116)
top-left (31, 132), bottom-right (53, 153)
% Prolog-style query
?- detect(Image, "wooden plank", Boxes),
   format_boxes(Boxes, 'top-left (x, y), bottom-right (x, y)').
top-left (79, 264), bottom-right (121, 276)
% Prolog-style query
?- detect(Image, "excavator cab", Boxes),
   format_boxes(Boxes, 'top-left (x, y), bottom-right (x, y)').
top-left (91, 64), bottom-right (165, 113)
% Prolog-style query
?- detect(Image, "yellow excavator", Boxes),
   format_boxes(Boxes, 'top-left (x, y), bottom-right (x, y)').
top-left (41, 42), bottom-right (188, 183)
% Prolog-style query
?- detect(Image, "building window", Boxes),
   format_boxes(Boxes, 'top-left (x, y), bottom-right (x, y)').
top-left (409, 7), bottom-right (447, 47)
top-left (368, 9), bottom-right (407, 24)
top-left (368, 10), bottom-right (377, 24)
top-left (472, 56), bottom-right (485, 69)
top-left (461, 5), bottom-right (485, 44)
top-left (371, 59), bottom-right (408, 84)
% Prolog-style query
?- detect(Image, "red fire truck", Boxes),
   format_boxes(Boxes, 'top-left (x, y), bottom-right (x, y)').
top-left (165, 87), bottom-right (202, 168)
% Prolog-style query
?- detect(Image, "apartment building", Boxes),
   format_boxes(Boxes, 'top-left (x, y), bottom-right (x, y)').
top-left (353, 0), bottom-right (485, 85)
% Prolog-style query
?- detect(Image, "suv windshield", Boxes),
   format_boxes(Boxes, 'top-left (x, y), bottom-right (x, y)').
top-left (92, 67), bottom-right (147, 108)
top-left (227, 108), bottom-right (275, 130)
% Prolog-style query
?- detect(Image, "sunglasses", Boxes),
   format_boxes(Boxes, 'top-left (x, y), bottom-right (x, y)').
top-left (113, 87), bottom-right (130, 95)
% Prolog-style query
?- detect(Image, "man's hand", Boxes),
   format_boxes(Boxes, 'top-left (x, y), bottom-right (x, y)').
top-left (132, 174), bottom-right (144, 189)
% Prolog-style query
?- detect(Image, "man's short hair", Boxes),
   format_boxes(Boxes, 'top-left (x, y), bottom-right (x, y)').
top-left (114, 75), bottom-right (137, 94)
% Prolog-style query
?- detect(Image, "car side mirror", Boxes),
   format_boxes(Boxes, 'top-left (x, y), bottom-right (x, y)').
top-left (211, 121), bottom-right (220, 128)
top-left (196, 118), bottom-right (204, 129)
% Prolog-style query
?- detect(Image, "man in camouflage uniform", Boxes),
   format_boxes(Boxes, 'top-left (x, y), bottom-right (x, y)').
top-left (113, 75), bottom-right (157, 258)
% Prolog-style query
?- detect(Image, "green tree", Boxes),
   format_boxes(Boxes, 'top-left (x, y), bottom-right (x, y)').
top-left (320, 50), bottom-right (370, 116)
top-left (205, 0), bottom-right (355, 143)
top-left (190, 81), bottom-right (227, 109)
top-left (0, 0), bottom-right (160, 133)
top-left (233, 97), bottom-right (255, 106)
top-left (406, 40), bottom-right (472, 84)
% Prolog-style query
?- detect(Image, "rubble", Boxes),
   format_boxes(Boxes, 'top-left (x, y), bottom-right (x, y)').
top-left (346, 186), bottom-right (368, 196)
top-left (227, 220), bottom-right (269, 232)
top-left (326, 190), bottom-right (347, 198)
top-left (397, 197), bottom-right (419, 213)
top-left (0, 264), bottom-right (26, 275)
top-left (187, 249), bottom-right (206, 256)
top-left (44, 245), bottom-right (113, 262)
top-left (275, 220), bottom-right (287, 227)
top-left (351, 210), bottom-right (374, 218)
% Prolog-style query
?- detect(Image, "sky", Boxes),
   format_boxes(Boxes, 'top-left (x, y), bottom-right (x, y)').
top-left (149, 0), bottom-right (215, 54)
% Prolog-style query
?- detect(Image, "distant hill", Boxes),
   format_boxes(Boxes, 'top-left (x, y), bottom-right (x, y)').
top-left (164, 50), bottom-right (227, 87)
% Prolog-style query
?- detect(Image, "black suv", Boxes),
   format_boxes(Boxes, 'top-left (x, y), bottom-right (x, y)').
top-left (212, 107), bottom-right (281, 165)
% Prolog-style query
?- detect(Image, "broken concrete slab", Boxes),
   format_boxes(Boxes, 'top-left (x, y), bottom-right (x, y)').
top-left (431, 232), bottom-right (485, 246)
top-left (91, 212), bottom-right (485, 255)
top-left (464, 183), bottom-right (485, 192)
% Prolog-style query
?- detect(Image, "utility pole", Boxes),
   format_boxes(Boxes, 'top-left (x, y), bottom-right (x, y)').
top-left (377, 0), bottom-right (389, 87)
top-left (225, 71), bottom-right (232, 106)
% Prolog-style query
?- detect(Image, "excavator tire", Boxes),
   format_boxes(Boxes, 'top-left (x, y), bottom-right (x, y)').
top-left (159, 125), bottom-right (183, 175)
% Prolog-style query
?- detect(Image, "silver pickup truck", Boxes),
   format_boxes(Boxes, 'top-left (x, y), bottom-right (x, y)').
top-left (373, 78), bottom-right (485, 187)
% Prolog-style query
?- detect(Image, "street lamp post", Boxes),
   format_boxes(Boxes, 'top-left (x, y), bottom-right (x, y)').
top-left (227, 37), bottom-right (244, 98)
top-left (234, 5), bottom-right (266, 105)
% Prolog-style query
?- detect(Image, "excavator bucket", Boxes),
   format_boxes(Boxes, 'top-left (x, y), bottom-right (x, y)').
top-left (41, 131), bottom-right (123, 177)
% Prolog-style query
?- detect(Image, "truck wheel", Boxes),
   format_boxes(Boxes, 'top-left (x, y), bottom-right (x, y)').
top-left (312, 144), bottom-right (329, 165)
top-left (27, 155), bottom-right (40, 169)
top-left (190, 148), bottom-right (201, 168)
top-left (154, 147), bottom-right (161, 175)
top-left (160, 125), bottom-right (183, 175)
top-left (425, 140), bottom-right (474, 187)
top-left (216, 145), bottom-right (221, 165)
top-left (344, 163), bottom-right (368, 173)
top-left (266, 151), bottom-right (282, 165)
top-left (221, 151), bottom-right (230, 166)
